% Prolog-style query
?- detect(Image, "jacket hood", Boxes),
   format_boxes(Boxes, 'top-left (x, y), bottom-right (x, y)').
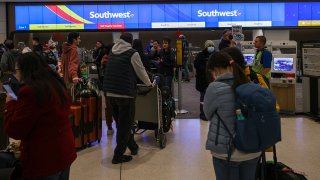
top-left (215, 72), bottom-right (234, 86)
top-left (62, 43), bottom-right (77, 54)
top-left (10, 49), bottom-right (20, 56)
top-left (111, 39), bottom-right (132, 54)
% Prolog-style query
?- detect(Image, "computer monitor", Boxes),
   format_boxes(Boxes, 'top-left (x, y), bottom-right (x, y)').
top-left (272, 54), bottom-right (296, 74)
top-left (243, 54), bottom-right (255, 66)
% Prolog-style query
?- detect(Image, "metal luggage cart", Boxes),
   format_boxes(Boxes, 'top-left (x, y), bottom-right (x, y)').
top-left (134, 84), bottom-right (167, 149)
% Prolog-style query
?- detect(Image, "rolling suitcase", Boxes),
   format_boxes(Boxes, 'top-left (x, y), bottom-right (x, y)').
top-left (257, 145), bottom-right (308, 180)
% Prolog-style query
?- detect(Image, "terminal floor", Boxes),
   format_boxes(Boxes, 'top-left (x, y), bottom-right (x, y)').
top-left (70, 117), bottom-right (319, 180)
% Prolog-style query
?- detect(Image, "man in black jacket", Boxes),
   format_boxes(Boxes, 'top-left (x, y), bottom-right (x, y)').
top-left (218, 30), bottom-right (236, 51)
top-left (32, 37), bottom-right (43, 56)
top-left (103, 33), bottom-right (153, 164)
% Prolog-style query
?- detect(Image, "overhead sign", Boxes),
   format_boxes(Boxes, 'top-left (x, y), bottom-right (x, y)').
top-left (14, 2), bottom-right (320, 31)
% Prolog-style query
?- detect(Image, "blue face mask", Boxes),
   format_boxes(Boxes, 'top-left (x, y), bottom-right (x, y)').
top-left (207, 47), bottom-right (215, 53)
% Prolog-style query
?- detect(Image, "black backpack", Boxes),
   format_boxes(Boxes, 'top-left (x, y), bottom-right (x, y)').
top-left (42, 50), bottom-right (57, 65)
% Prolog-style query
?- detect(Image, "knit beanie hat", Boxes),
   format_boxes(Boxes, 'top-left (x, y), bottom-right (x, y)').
top-left (204, 40), bottom-right (214, 48)
top-left (120, 33), bottom-right (133, 44)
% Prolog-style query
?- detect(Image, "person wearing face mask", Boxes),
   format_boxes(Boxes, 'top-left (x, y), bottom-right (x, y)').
top-left (194, 40), bottom-right (215, 121)
top-left (218, 29), bottom-right (236, 51)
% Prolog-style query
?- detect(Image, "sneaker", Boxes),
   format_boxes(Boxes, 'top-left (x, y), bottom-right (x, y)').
top-left (112, 155), bottom-right (133, 164)
top-left (130, 144), bottom-right (139, 155)
top-left (107, 128), bottom-right (114, 135)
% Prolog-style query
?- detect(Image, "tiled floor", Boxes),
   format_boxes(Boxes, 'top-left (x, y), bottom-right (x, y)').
top-left (70, 117), bottom-right (319, 180)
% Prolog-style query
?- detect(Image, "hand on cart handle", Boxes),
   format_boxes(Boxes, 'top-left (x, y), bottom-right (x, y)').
top-left (151, 80), bottom-right (157, 88)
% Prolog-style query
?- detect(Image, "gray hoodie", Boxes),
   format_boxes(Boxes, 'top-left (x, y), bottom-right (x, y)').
top-left (107, 39), bottom-right (152, 98)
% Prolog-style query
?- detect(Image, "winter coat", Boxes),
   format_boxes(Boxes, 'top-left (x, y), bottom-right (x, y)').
top-left (204, 73), bottom-right (235, 154)
top-left (194, 49), bottom-right (213, 92)
top-left (159, 48), bottom-right (175, 76)
top-left (4, 85), bottom-right (77, 179)
top-left (61, 43), bottom-right (80, 84)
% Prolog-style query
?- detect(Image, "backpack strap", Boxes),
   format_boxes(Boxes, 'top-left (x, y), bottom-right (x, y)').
top-left (215, 110), bottom-right (235, 161)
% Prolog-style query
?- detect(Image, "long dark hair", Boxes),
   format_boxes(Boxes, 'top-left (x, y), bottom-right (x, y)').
top-left (16, 52), bottom-right (68, 106)
top-left (132, 39), bottom-right (144, 55)
top-left (207, 51), bottom-right (248, 89)
top-left (222, 47), bottom-right (246, 69)
top-left (162, 37), bottom-right (171, 50)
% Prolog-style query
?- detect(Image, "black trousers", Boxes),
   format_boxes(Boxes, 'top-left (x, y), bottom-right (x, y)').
top-left (108, 97), bottom-right (137, 157)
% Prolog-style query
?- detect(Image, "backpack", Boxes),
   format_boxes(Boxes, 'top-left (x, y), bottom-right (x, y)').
top-left (42, 50), bottom-right (57, 65)
top-left (217, 82), bottom-right (281, 154)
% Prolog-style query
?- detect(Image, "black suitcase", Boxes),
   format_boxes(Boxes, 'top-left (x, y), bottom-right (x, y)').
top-left (257, 146), bottom-right (308, 180)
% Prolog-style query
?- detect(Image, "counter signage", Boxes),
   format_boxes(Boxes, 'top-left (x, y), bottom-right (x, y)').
top-left (14, 2), bottom-right (320, 30)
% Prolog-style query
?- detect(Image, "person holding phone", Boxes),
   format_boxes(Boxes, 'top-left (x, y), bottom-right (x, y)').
top-left (4, 52), bottom-right (76, 180)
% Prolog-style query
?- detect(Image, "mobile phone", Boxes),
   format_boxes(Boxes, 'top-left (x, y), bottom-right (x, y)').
top-left (3, 85), bottom-right (17, 101)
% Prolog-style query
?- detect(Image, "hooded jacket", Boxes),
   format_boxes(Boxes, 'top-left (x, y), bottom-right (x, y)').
top-left (0, 49), bottom-right (20, 73)
top-left (103, 39), bottom-right (152, 98)
top-left (61, 43), bottom-right (80, 84)
top-left (194, 49), bottom-right (213, 92)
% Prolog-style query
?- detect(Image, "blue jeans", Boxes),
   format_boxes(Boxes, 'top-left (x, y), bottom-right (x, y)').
top-left (183, 60), bottom-right (190, 80)
top-left (213, 157), bottom-right (259, 180)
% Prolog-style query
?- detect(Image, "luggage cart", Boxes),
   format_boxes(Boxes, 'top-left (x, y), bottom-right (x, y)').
top-left (134, 84), bottom-right (167, 149)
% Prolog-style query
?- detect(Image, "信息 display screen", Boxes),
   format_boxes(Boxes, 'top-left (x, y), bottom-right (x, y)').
top-left (243, 54), bottom-right (255, 66)
top-left (15, 2), bottom-right (320, 30)
top-left (273, 57), bottom-right (294, 72)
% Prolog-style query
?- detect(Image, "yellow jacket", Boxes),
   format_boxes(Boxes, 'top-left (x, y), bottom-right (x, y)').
top-left (244, 66), bottom-right (280, 112)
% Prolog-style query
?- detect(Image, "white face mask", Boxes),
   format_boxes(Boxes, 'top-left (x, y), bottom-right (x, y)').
top-left (207, 47), bottom-right (215, 53)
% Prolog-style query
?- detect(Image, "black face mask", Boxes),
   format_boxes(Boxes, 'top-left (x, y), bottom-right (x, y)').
top-left (229, 35), bottom-right (233, 40)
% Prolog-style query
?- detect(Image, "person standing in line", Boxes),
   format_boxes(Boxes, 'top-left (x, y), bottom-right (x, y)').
top-left (0, 40), bottom-right (20, 94)
top-left (133, 39), bottom-right (151, 73)
top-left (159, 37), bottom-right (175, 90)
top-left (103, 33), bottom-right (153, 164)
top-left (61, 32), bottom-right (81, 88)
top-left (204, 52), bottom-right (260, 180)
top-left (144, 39), bottom-right (153, 55)
top-left (4, 52), bottom-right (76, 180)
top-left (194, 40), bottom-right (215, 121)
top-left (253, 36), bottom-right (272, 81)
top-left (101, 44), bottom-right (115, 135)
top-left (218, 29), bottom-right (236, 51)
top-left (32, 37), bottom-right (43, 56)
top-left (148, 40), bottom-right (161, 71)
top-left (93, 41), bottom-right (106, 82)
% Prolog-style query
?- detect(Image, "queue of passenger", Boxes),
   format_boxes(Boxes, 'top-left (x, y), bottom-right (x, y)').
top-left (0, 31), bottom-right (274, 180)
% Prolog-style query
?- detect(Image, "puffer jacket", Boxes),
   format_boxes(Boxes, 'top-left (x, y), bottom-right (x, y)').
top-left (204, 73), bottom-right (235, 154)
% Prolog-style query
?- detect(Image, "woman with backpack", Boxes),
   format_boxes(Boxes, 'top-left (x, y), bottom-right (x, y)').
top-left (222, 47), bottom-right (280, 112)
top-left (204, 51), bottom-right (261, 180)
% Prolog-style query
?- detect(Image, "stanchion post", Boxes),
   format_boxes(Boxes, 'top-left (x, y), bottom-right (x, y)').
top-left (176, 39), bottom-right (188, 114)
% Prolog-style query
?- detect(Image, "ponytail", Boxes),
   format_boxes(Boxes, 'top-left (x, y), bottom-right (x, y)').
top-left (208, 52), bottom-right (248, 90)
top-left (230, 61), bottom-right (248, 90)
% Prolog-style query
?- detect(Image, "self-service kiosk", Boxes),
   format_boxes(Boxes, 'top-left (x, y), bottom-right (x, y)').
top-left (269, 41), bottom-right (302, 113)
top-left (242, 40), bottom-right (301, 113)
top-left (270, 54), bottom-right (298, 113)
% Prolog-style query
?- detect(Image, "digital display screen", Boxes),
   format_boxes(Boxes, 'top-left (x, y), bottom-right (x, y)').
top-left (14, 2), bottom-right (320, 31)
top-left (273, 57), bottom-right (294, 72)
top-left (243, 54), bottom-right (255, 66)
